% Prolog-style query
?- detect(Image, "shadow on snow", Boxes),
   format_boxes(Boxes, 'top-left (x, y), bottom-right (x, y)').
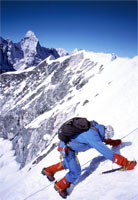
top-left (67, 141), bottom-right (132, 195)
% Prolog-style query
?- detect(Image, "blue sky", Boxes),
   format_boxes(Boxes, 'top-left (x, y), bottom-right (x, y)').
top-left (1, 1), bottom-right (137, 58)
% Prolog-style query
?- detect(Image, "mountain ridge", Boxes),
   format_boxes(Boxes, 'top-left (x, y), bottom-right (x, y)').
top-left (0, 30), bottom-right (60, 73)
top-left (0, 49), bottom-right (137, 168)
top-left (0, 50), bottom-right (138, 199)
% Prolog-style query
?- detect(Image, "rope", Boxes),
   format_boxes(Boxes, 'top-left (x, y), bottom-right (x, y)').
top-left (23, 126), bottom-right (138, 200)
top-left (23, 182), bottom-right (53, 200)
top-left (121, 127), bottom-right (138, 140)
top-left (81, 126), bottom-right (138, 168)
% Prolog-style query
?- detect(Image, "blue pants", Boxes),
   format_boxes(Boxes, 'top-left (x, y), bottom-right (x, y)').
top-left (62, 150), bottom-right (81, 183)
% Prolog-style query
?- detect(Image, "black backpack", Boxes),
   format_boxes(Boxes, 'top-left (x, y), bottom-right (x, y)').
top-left (58, 117), bottom-right (92, 143)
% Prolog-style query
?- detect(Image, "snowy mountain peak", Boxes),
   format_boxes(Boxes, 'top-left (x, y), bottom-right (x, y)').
top-left (0, 31), bottom-right (59, 72)
top-left (21, 31), bottom-right (38, 52)
top-left (72, 48), bottom-right (79, 53)
top-left (24, 30), bottom-right (38, 41)
top-left (56, 48), bottom-right (69, 57)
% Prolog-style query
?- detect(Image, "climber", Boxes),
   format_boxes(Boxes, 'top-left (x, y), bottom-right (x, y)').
top-left (42, 118), bottom-right (136, 199)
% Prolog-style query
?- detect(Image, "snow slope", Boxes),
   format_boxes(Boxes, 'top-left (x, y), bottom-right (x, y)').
top-left (0, 52), bottom-right (138, 200)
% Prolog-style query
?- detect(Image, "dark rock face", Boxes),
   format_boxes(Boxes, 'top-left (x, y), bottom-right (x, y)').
top-left (0, 38), bottom-right (16, 73)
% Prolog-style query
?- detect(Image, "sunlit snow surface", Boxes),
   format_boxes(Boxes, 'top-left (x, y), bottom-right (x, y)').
top-left (0, 51), bottom-right (138, 200)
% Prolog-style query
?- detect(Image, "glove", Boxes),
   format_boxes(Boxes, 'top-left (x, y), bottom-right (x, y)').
top-left (113, 153), bottom-right (137, 170)
top-left (105, 139), bottom-right (122, 146)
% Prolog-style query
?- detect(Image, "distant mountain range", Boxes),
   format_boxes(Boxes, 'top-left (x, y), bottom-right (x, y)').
top-left (0, 31), bottom-right (69, 73)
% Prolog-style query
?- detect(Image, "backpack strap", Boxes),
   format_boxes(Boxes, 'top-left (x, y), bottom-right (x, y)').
top-left (70, 126), bottom-right (102, 146)
top-left (90, 121), bottom-right (102, 139)
top-left (90, 127), bottom-right (102, 139)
